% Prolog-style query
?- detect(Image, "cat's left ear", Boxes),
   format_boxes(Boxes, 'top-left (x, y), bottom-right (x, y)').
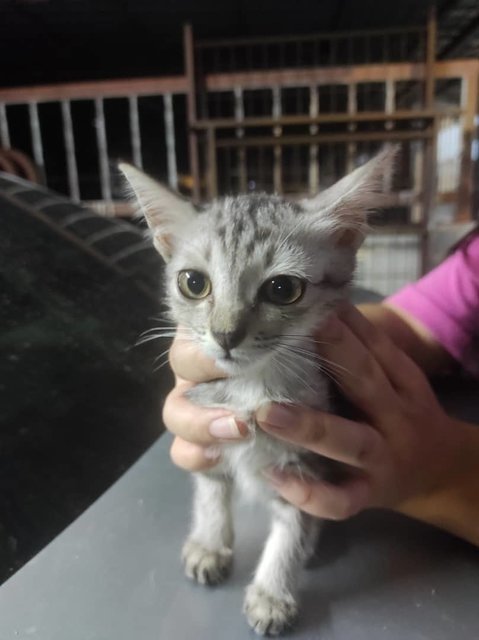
top-left (119, 163), bottom-right (196, 261)
top-left (300, 146), bottom-right (397, 249)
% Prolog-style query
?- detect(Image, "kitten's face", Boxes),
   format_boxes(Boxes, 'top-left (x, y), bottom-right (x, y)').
top-left (120, 147), bottom-right (394, 373)
top-left (166, 195), bottom-right (353, 372)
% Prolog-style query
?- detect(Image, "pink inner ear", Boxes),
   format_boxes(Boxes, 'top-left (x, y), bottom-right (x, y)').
top-left (153, 233), bottom-right (173, 258)
top-left (333, 228), bottom-right (360, 248)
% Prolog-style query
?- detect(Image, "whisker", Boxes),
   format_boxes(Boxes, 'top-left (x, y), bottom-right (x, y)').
top-left (277, 340), bottom-right (354, 377)
top-left (275, 343), bottom-right (349, 392)
top-left (153, 347), bottom-right (173, 364)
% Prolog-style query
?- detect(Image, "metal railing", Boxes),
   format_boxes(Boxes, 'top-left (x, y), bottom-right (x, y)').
top-left (0, 76), bottom-right (188, 214)
top-left (0, 18), bottom-right (478, 293)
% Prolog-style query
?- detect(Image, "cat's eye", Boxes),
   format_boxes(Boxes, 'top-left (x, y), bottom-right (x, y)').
top-left (260, 275), bottom-right (305, 305)
top-left (177, 270), bottom-right (212, 300)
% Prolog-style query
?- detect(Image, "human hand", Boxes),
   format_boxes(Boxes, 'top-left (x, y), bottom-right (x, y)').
top-left (257, 303), bottom-right (472, 522)
top-left (163, 332), bottom-right (249, 472)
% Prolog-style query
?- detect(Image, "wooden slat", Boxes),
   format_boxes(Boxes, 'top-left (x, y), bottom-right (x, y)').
top-left (0, 76), bottom-right (189, 105)
top-left (216, 129), bottom-right (433, 148)
top-left (193, 109), bottom-right (454, 130)
top-left (197, 26), bottom-right (424, 49)
top-left (205, 60), bottom-right (479, 92)
top-left (0, 61), bottom-right (476, 107)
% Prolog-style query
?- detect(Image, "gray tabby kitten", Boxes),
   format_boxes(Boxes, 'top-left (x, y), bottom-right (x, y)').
top-left (120, 148), bottom-right (393, 636)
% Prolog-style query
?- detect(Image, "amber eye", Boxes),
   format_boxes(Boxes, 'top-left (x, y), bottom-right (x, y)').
top-left (177, 270), bottom-right (212, 300)
top-left (260, 275), bottom-right (305, 305)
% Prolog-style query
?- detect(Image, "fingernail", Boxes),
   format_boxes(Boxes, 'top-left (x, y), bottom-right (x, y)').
top-left (256, 403), bottom-right (295, 429)
top-left (209, 416), bottom-right (246, 439)
top-left (204, 445), bottom-right (222, 460)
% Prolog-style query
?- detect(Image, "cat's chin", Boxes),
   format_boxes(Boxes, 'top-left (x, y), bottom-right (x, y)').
top-left (214, 356), bottom-right (248, 375)
top-left (214, 351), bottom-right (272, 376)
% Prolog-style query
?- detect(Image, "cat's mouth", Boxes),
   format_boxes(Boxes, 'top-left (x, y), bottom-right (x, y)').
top-left (214, 348), bottom-right (262, 373)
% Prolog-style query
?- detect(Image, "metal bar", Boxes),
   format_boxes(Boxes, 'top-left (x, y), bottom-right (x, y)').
top-left (0, 103), bottom-right (11, 149)
top-left (61, 99), bottom-right (80, 202)
top-left (384, 78), bottom-right (396, 129)
top-left (384, 79), bottom-right (395, 189)
top-left (206, 127), bottom-right (218, 199)
top-left (163, 93), bottom-right (178, 190)
top-left (347, 83), bottom-right (357, 172)
top-left (272, 86), bottom-right (282, 193)
top-left (308, 85), bottom-right (319, 194)
top-left (94, 97), bottom-right (112, 202)
top-left (184, 23), bottom-right (201, 202)
top-left (411, 140), bottom-right (423, 224)
top-left (216, 129), bottom-right (433, 148)
top-left (234, 86), bottom-right (247, 192)
top-left (234, 86), bottom-right (245, 136)
top-left (128, 95), bottom-right (143, 169)
top-left (28, 101), bottom-right (45, 179)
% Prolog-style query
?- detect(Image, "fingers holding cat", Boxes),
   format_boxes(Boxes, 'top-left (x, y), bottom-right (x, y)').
top-left (168, 329), bottom-right (226, 383)
top-left (164, 333), bottom-right (247, 472)
top-left (259, 303), bottom-right (459, 519)
top-left (256, 404), bottom-right (386, 470)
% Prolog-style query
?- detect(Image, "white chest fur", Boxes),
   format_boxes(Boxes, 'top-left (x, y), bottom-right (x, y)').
top-left (196, 366), bottom-right (329, 504)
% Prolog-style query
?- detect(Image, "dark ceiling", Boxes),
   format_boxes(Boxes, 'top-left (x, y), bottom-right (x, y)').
top-left (0, 0), bottom-right (477, 88)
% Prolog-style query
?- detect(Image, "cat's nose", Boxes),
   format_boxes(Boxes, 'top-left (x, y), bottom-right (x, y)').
top-left (212, 326), bottom-right (246, 353)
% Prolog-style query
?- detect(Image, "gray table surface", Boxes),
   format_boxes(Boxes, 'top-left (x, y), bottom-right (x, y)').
top-left (0, 379), bottom-right (478, 640)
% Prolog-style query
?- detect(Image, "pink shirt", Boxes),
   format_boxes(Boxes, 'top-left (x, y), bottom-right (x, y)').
top-left (387, 233), bottom-right (479, 377)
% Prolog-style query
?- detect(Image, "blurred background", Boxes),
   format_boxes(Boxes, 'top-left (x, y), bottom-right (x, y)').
top-left (0, 0), bottom-right (478, 583)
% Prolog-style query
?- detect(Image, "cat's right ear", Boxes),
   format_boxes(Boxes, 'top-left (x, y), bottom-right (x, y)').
top-left (119, 163), bottom-right (196, 261)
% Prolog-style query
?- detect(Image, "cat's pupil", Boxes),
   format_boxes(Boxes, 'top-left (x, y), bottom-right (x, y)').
top-left (271, 277), bottom-right (292, 299)
top-left (260, 275), bottom-right (304, 305)
top-left (187, 272), bottom-right (205, 295)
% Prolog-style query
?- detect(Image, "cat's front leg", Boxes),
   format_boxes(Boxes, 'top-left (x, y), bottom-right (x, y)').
top-left (244, 499), bottom-right (319, 636)
top-left (182, 472), bottom-right (234, 586)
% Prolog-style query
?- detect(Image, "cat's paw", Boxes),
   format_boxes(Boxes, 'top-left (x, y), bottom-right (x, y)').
top-left (243, 584), bottom-right (298, 636)
top-left (181, 539), bottom-right (233, 586)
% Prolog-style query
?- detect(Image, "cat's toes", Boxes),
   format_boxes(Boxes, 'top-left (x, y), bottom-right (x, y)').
top-left (181, 539), bottom-right (233, 586)
top-left (243, 584), bottom-right (298, 636)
